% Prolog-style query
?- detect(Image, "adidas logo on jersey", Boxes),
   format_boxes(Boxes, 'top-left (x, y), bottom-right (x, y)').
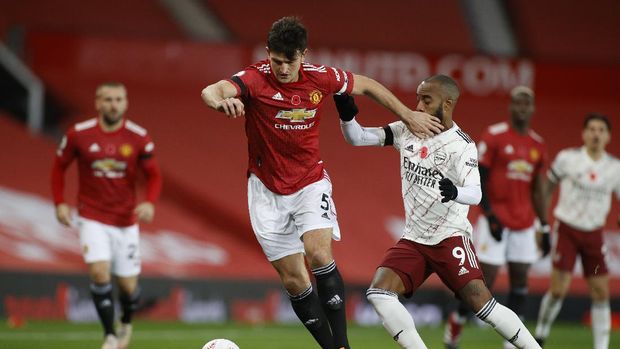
top-left (321, 212), bottom-right (330, 220)
top-left (405, 144), bottom-right (415, 152)
top-left (458, 266), bottom-right (469, 276)
top-left (272, 92), bottom-right (284, 101)
top-left (89, 143), bottom-right (101, 152)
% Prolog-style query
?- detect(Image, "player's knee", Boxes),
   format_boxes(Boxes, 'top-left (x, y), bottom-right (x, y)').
top-left (590, 285), bottom-right (609, 302)
top-left (306, 251), bottom-right (332, 269)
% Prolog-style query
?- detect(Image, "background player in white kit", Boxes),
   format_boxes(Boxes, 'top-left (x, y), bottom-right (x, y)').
top-left (333, 75), bottom-right (541, 349)
top-left (535, 113), bottom-right (618, 349)
top-left (201, 17), bottom-right (442, 349)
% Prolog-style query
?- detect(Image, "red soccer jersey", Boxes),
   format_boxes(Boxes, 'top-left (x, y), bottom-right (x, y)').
top-left (228, 60), bottom-right (354, 195)
top-left (52, 118), bottom-right (160, 227)
top-left (478, 122), bottom-right (547, 230)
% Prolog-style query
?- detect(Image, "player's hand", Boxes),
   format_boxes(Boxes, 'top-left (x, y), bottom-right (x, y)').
top-left (401, 110), bottom-right (443, 138)
top-left (55, 203), bottom-right (72, 227)
top-left (537, 222), bottom-right (552, 257)
top-left (439, 178), bottom-right (458, 203)
top-left (135, 202), bottom-right (155, 223)
top-left (216, 97), bottom-right (245, 118)
top-left (486, 213), bottom-right (504, 241)
top-left (333, 94), bottom-right (358, 121)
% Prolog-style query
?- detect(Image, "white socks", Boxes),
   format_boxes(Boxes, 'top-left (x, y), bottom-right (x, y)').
top-left (476, 298), bottom-right (541, 349)
top-left (592, 301), bottom-right (610, 349)
top-left (535, 292), bottom-right (563, 339)
top-left (366, 288), bottom-right (427, 349)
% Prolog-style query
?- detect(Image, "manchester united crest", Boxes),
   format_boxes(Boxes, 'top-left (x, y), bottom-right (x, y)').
top-left (120, 144), bottom-right (133, 157)
top-left (309, 90), bottom-right (323, 105)
top-left (530, 148), bottom-right (539, 161)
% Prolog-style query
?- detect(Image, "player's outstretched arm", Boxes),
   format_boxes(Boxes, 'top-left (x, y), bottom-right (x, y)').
top-left (350, 74), bottom-right (443, 138)
top-left (334, 94), bottom-right (385, 146)
top-left (201, 80), bottom-right (245, 118)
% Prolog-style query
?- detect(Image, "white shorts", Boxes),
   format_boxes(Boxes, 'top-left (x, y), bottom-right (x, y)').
top-left (248, 174), bottom-right (341, 262)
top-left (473, 215), bottom-right (539, 266)
top-left (78, 217), bottom-right (141, 277)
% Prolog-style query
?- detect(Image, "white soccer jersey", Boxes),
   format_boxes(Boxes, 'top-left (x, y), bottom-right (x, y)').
top-left (549, 147), bottom-right (620, 231)
top-left (389, 121), bottom-right (480, 245)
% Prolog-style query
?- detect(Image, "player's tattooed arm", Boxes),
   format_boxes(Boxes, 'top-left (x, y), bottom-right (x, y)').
top-left (350, 74), bottom-right (442, 138)
top-left (201, 80), bottom-right (245, 118)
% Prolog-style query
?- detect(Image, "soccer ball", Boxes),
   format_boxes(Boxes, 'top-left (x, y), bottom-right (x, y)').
top-left (202, 338), bottom-right (240, 349)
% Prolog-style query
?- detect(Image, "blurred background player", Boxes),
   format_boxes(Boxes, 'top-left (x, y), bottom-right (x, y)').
top-left (535, 113), bottom-right (618, 349)
top-left (200, 16), bottom-right (442, 349)
top-left (334, 75), bottom-right (541, 349)
top-left (51, 82), bottom-right (162, 349)
top-left (445, 86), bottom-right (551, 349)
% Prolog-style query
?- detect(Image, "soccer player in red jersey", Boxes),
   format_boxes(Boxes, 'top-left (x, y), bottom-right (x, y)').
top-left (444, 86), bottom-right (550, 349)
top-left (333, 75), bottom-right (541, 349)
top-left (201, 17), bottom-right (442, 349)
top-left (51, 82), bottom-right (162, 349)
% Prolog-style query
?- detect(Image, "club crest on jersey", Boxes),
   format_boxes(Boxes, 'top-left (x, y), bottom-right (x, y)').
top-left (530, 148), bottom-right (540, 161)
top-left (433, 150), bottom-right (447, 165)
top-left (291, 95), bottom-right (301, 105)
top-left (119, 144), bottom-right (133, 157)
top-left (275, 108), bottom-right (317, 122)
top-left (309, 90), bottom-right (323, 105)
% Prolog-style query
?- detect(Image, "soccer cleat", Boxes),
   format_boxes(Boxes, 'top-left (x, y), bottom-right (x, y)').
top-left (117, 323), bottom-right (133, 349)
top-left (101, 334), bottom-right (118, 349)
top-left (444, 312), bottom-right (465, 349)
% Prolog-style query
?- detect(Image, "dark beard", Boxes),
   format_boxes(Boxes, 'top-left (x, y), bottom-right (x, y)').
top-left (434, 105), bottom-right (444, 122)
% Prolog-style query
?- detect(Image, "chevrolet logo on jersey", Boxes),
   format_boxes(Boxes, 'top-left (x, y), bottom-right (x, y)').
top-left (275, 108), bottom-right (317, 123)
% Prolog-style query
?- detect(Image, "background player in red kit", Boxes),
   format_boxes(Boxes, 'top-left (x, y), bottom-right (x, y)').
top-left (201, 16), bottom-right (442, 349)
top-left (445, 86), bottom-right (550, 349)
top-left (51, 82), bottom-right (162, 349)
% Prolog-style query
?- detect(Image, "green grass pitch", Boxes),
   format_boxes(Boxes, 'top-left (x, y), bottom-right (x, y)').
top-left (0, 320), bottom-right (617, 348)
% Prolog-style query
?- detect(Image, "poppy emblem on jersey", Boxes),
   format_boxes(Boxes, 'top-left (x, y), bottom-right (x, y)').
top-left (105, 144), bottom-right (116, 155)
top-left (420, 146), bottom-right (429, 159)
top-left (589, 172), bottom-right (597, 181)
top-left (291, 95), bottom-right (301, 105)
top-left (309, 90), bottom-right (323, 105)
top-left (275, 108), bottom-right (317, 122)
top-left (120, 144), bottom-right (133, 158)
top-left (433, 150), bottom-right (447, 165)
top-left (529, 148), bottom-right (539, 161)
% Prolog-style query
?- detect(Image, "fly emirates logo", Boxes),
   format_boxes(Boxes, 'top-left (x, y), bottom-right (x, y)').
top-left (403, 157), bottom-right (443, 188)
top-left (274, 108), bottom-right (317, 130)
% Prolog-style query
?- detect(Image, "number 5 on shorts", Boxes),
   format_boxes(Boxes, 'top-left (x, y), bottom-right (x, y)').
top-left (321, 193), bottom-right (330, 211)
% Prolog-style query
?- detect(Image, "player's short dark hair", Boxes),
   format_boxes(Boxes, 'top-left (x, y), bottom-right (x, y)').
top-left (423, 74), bottom-right (460, 102)
top-left (583, 112), bottom-right (611, 130)
top-left (95, 82), bottom-right (126, 97)
top-left (267, 16), bottom-right (307, 60)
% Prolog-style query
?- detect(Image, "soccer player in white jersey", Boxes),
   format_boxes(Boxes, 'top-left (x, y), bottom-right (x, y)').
top-left (334, 75), bottom-right (541, 349)
top-left (534, 113), bottom-right (618, 348)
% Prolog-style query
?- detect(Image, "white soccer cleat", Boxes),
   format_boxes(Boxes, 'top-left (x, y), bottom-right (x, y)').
top-left (117, 323), bottom-right (133, 349)
top-left (101, 334), bottom-right (119, 349)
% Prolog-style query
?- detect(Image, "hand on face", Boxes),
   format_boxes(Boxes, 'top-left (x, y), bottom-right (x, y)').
top-left (402, 109), bottom-right (443, 138)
